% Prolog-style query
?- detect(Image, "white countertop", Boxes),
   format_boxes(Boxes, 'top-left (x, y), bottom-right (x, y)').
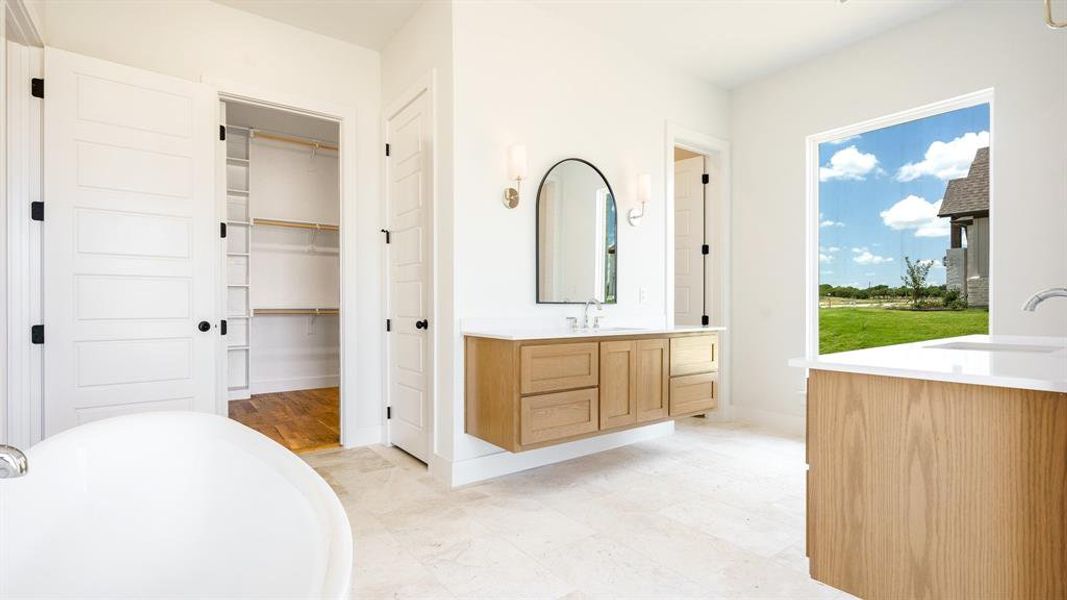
top-left (789, 334), bottom-right (1067, 393)
top-left (463, 325), bottom-right (726, 341)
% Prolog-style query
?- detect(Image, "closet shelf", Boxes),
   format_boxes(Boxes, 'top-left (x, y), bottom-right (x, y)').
top-left (227, 189), bottom-right (250, 195)
top-left (228, 221), bottom-right (251, 226)
top-left (228, 284), bottom-right (250, 288)
top-left (227, 252), bottom-right (250, 257)
top-left (254, 307), bottom-right (339, 316)
top-left (227, 157), bottom-right (250, 165)
top-left (228, 345), bottom-right (250, 351)
top-left (252, 217), bottom-right (339, 232)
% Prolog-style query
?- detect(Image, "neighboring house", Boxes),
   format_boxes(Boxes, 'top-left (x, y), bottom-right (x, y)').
top-left (940, 147), bottom-right (990, 307)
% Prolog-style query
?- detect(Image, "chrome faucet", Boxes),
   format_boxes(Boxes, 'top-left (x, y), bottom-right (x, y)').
top-left (0, 445), bottom-right (28, 479)
top-left (1022, 287), bottom-right (1067, 311)
top-left (583, 298), bottom-right (603, 329)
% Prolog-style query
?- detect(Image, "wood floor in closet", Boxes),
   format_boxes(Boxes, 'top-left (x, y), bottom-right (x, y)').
top-left (229, 387), bottom-right (340, 453)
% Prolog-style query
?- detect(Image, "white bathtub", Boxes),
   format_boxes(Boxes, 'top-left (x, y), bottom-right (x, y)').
top-left (0, 412), bottom-right (352, 598)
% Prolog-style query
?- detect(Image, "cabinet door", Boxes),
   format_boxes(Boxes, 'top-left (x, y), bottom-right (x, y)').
top-left (599, 340), bottom-right (637, 430)
top-left (520, 388), bottom-right (599, 446)
top-left (669, 372), bottom-right (717, 416)
top-left (520, 342), bottom-right (599, 394)
top-left (670, 335), bottom-right (718, 376)
top-left (636, 339), bottom-right (669, 422)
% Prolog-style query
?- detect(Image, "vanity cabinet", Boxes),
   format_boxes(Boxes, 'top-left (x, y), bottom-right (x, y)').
top-left (465, 331), bottom-right (719, 452)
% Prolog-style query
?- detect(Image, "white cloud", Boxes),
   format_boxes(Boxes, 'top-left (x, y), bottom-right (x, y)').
top-left (820, 219), bottom-right (845, 228)
top-left (851, 247), bottom-right (894, 265)
top-left (918, 258), bottom-right (945, 270)
top-left (896, 131), bottom-right (989, 182)
top-left (827, 134), bottom-right (860, 146)
top-left (880, 195), bottom-right (950, 238)
top-left (819, 146), bottom-right (880, 182)
top-left (819, 253), bottom-right (834, 264)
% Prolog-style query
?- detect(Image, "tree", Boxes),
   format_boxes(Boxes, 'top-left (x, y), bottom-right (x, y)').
top-left (901, 256), bottom-right (932, 309)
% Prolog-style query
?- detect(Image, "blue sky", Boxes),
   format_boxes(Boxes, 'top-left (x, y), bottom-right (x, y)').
top-left (818, 103), bottom-right (989, 288)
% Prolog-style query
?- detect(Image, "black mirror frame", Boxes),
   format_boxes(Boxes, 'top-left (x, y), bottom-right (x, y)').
top-left (535, 157), bottom-right (619, 305)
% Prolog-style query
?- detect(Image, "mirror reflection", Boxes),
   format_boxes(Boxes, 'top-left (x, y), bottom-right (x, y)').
top-left (537, 159), bottom-right (618, 304)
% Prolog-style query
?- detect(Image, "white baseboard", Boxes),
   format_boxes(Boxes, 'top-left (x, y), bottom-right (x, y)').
top-left (732, 405), bottom-right (806, 438)
top-left (227, 388), bottom-right (251, 401)
top-left (342, 424), bottom-right (382, 448)
top-left (249, 375), bottom-right (339, 395)
top-left (446, 421), bottom-right (675, 487)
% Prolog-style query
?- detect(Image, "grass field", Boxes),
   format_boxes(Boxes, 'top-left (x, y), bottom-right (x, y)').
top-left (820, 307), bottom-right (988, 355)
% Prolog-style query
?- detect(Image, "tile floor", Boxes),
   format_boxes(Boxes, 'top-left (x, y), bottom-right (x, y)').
top-left (304, 418), bottom-right (855, 599)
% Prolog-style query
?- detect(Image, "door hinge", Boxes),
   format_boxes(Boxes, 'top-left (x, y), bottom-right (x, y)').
top-left (701, 173), bottom-right (710, 185)
top-left (380, 229), bottom-right (391, 244)
top-left (701, 315), bottom-right (709, 327)
top-left (220, 320), bottom-right (228, 336)
top-left (31, 78), bottom-right (43, 99)
top-left (220, 222), bottom-right (227, 238)
top-left (701, 244), bottom-right (710, 255)
top-left (30, 201), bottom-right (44, 221)
top-left (31, 324), bottom-right (44, 344)
top-left (386, 406), bottom-right (392, 419)
top-left (219, 125), bottom-right (226, 141)
top-left (386, 318), bottom-right (391, 332)
top-left (385, 143), bottom-right (390, 157)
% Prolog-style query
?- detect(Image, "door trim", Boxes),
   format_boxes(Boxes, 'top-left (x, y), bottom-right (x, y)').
top-left (209, 77), bottom-right (363, 447)
top-left (382, 71), bottom-right (436, 464)
top-left (664, 122), bottom-right (732, 420)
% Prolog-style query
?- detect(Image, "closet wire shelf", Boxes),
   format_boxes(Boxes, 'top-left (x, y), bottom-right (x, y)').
top-left (254, 308), bottom-right (340, 316)
top-left (253, 217), bottom-right (339, 232)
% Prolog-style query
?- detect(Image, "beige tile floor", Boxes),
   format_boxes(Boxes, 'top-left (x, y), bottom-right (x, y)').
top-left (304, 418), bottom-right (856, 599)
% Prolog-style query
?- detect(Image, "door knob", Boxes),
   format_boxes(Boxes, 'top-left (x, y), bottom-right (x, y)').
top-left (415, 319), bottom-right (429, 330)
top-left (197, 321), bottom-right (211, 332)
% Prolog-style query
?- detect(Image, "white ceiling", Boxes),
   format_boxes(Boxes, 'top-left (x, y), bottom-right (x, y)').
top-left (212, 0), bottom-right (423, 51)
top-left (212, 0), bottom-right (955, 88)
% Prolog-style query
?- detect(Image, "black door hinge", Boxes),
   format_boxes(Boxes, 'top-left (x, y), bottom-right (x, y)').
top-left (30, 201), bottom-right (44, 221)
top-left (701, 173), bottom-right (710, 185)
top-left (219, 125), bottom-right (226, 141)
top-left (701, 315), bottom-right (710, 327)
top-left (386, 319), bottom-right (391, 332)
top-left (386, 406), bottom-right (392, 420)
top-left (385, 143), bottom-right (390, 157)
top-left (701, 244), bottom-right (710, 255)
top-left (220, 222), bottom-right (227, 238)
top-left (31, 324), bottom-right (44, 344)
top-left (220, 320), bottom-right (228, 336)
top-left (380, 229), bottom-right (391, 244)
top-left (31, 78), bottom-right (43, 98)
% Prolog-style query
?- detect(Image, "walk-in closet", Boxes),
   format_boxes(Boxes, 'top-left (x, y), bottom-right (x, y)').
top-left (221, 101), bottom-right (341, 453)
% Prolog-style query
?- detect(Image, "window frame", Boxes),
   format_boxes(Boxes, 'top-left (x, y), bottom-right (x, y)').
top-left (804, 89), bottom-right (995, 358)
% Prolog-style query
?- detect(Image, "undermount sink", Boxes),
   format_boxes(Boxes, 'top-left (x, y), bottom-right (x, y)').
top-left (925, 341), bottom-right (1063, 353)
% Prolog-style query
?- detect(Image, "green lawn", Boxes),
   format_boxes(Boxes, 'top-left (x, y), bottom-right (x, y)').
top-left (820, 307), bottom-right (988, 355)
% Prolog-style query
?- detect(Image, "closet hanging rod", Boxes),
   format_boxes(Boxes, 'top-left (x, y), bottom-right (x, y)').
top-left (252, 217), bottom-right (339, 232)
top-left (254, 308), bottom-right (339, 316)
top-left (250, 129), bottom-right (339, 152)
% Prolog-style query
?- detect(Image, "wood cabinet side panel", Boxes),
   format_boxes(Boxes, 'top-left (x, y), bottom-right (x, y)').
top-left (465, 337), bottom-right (520, 451)
top-left (807, 369), bottom-right (1067, 600)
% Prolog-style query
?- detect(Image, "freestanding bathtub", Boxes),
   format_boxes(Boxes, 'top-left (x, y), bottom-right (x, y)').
top-left (0, 412), bottom-right (352, 598)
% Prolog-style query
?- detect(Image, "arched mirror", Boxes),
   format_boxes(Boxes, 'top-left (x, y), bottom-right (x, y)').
top-left (536, 158), bottom-right (618, 304)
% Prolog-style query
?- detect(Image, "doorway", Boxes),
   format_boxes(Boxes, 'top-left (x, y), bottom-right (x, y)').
top-left (673, 146), bottom-right (724, 328)
top-left (221, 100), bottom-right (342, 454)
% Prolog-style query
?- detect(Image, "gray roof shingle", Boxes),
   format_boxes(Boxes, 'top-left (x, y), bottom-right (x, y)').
top-left (938, 146), bottom-right (989, 217)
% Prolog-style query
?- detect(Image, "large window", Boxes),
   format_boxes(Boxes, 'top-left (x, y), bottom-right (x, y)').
top-left (813, 99), bottom-right (991, 354)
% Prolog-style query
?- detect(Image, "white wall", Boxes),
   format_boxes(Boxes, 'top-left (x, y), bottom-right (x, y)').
top-left (446, 1), bottom-right (730, 478)
top-left (34, 0), bottom-right (385, 445)
top-left (730, 0), bottom-right (1067, 432)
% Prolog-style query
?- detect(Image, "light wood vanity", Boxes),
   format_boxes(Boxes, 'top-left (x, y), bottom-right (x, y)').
top-left (465, 330), bottom-right (719, 452)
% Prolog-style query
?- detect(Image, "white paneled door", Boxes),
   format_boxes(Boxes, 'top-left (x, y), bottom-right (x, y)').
top-left (674, 155), bottom-right (705, 326)
top-left (43, 49), bottom-right (218, 436)
top-left (385, 88), bottom-right (432, 463)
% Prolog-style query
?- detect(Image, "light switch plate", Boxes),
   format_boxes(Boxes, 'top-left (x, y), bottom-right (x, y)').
top-left (639, 287), bottom-right (648, 304)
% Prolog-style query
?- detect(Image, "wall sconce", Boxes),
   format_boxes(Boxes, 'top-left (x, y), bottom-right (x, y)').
top-left (503, 144), bottom-right (527, 209)
top-left (627, 173), bottom-right (652, 227)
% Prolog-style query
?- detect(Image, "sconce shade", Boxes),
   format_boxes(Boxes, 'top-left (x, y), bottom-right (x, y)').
top-left (508, 145), bottom-right (528, 181)
top-left (637, 173), bottom-right (652, 204)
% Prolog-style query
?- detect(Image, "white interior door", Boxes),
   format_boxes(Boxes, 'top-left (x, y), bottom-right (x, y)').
top-left (385, 89), bottom-right (432, 463)
top-left (674, 155), bottom-right (705, 325)
top-left (43, 48), bottom-right (218, 436)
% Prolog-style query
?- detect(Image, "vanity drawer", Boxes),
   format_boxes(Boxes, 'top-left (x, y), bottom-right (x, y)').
top-left (520, 342), bottom-right (599, 394)
top-left (669, 335), bottom-right (718, 376)
top-left (669, 372), bottom-right (717, 416)
top-left (520, 388), bottom-right (599, 446)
